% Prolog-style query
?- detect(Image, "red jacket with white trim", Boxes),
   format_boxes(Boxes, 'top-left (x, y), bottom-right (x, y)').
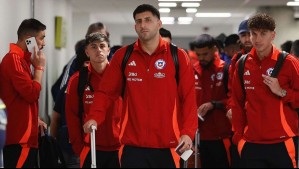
top-left (194, 53), bottom-right (232, 140)
top-left (86, 38), bottom-right (198, 148)
top-left (65, 64), bottom-right (121, 156)
top-left (0, 44), bottom-right (41, 148)
top-left (232, 46), bottom-right (299, 144)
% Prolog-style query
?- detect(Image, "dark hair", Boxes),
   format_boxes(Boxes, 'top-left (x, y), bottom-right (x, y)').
top-left (17, 18), bottom-right (46, 40)
top-left (248, 13), bottom-right (276, 31)
top-left (85, 32), bottom-right (110, 47)
top-left (75, 39), bottom-right (89, 69)
top-left (193, 34), bottom-right (217, 49)
top-left (281, 40), bottom-right (293, 53)
top-left (291, 40), bottom-right (299, 58)
top-left (86, 22), bottom-right (110, 38)
top-left (224, 34), bottom-right (239, 47)
top-left (159, 28), bottom-right (172, 40)
top-left (133, 4), bottom-right (160, 20)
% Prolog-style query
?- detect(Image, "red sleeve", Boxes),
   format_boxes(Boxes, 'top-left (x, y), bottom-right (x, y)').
top-left (281, 56), bottom-right (299, 108)
top-left (7, 54), bottom-right (41, 103)
top-left (86, 49), bottom-right (125, 125)
top-left (227, 54), bottom-right (238, 110)
top-left (65, 73), bottom-right (84, 156)
top-left (231, 60), bottom-right (247, 145)
top-left (177, 49), bottom-right (198, 140)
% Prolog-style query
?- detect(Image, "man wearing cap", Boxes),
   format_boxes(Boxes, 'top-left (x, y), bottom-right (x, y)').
top-left (226, 19), bottom-right (253, 168)
top-left (226, 19), bottom-right (253, 120)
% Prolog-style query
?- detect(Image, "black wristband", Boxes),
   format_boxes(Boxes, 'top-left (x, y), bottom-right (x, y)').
top-left (211, 101), bottom-right (217, 109)
top-left (211, 100), bottom-right (223, 109)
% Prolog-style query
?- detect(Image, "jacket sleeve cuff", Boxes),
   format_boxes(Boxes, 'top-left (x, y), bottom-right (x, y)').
top-left (282, 88), bottom-right (293, 104)
top-left (181, 130), bottom-right (196, 141)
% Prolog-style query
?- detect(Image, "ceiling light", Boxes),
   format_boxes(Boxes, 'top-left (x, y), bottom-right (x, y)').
top-left (186, 8), bottom-right (198, 13)
top-left (159, 8), bottom-right (171, 13)
top-left (181, 3), bottom-right (200, 7)
top-left (159, 0), bottom-right (201, 1)
top-left (287, 1), bottom-right (299, 6)
top-left (161, 17), bottom-right (175, 24)
top-left (158, 3), bottom-right (177, 7)
top-left (196, 13), bottom-right (232, 17)
top-left (178, 17), bottom-right (193, 22)
top-left (178, 21), bottom-right (192, 25)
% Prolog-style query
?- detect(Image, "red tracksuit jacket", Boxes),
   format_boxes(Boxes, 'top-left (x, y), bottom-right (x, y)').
top-left (65, 64), bottom-right (121, 156)
top-left (86, 38), bottom-right (198, 148)
top-left (194, 54), bottom-right (232, 140)
top-left (232, 46), bottom-right (299, 144)
top-left (0, 44), bottom-right (41, 148)
top-left (227, 49), bottom-right (246, 111)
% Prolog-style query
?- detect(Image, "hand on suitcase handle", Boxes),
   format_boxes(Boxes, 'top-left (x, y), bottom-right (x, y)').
top-left (83, 119), bottom-right (97, 133)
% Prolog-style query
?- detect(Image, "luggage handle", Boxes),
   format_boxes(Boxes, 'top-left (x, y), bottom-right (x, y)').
top-left (90, 125), bottom-right (97, 168)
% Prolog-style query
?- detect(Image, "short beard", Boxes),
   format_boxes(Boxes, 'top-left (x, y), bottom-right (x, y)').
top-left (200, 59), bottom-right (214, 69)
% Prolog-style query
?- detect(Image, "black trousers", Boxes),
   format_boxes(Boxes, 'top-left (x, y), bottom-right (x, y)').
top-left (240, 137), bottom-right (298, 168)
top-left (121, 145), bottom-right (176, 168)
top-left (3, 144), bottom-right (38, 168)
top-left (200, 140), bottom-right (230, 168)
top-left (82, 150), bottom-right (120, 168)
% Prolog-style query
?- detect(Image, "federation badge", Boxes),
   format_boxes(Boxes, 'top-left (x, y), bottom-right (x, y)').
top-left (216, 72), bottom-right (224, 80)
top-left (266, 68), bottom-right (274, 76)
top-left (155, 59), bottom-right (166, 70)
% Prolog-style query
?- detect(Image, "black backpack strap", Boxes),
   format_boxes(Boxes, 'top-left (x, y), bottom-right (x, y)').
top-left (223, 62), bottom-right (230, 94)
top-left (238, 54), bottom-right (249, 97)
top-left (170, 43), bottom-right (179, 85)
top-left (121, 43), bottom-right (135, 97)
top-left (270, 51), bottom-right (289, 78)
top-left (236, 51), bottom-right (243, 61)
top-left (77, 66), bottom-right (89, 120)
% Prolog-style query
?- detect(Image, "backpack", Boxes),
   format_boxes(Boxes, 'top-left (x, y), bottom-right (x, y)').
top-left (121, 43), bottom-right (179, 96)
top-left (38, 131), bottom-right (66, 168)
top-left (222, 52), bottom-right (243, 94)
top-left (78, 66), bottom-right (94, 121)
top-left (238, 51), bottom-right (289, 96)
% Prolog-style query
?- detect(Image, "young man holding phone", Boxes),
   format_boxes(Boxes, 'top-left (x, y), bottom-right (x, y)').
top-left (0, 18), bottom-right (47, 168)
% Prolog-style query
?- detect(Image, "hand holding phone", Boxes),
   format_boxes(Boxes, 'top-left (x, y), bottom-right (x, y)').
top-left (25, 37), bottom-right (38, 59)
top-left (175, 142), bottom-right (193, 161)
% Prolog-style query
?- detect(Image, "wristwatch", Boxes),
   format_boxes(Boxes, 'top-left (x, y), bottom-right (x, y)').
top-left (281, 89), bottom-right (287, 98)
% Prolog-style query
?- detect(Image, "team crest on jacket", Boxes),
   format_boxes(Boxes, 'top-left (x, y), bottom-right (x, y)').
top-left (216, 72), bottom-right (224, 80)
top-left (266, 68), bottom-right (274, 76)
top-left (155, 59), bottom-right (166, 70)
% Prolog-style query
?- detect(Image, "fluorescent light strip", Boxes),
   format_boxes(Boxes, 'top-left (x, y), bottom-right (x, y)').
top-left (161, 17), bottom-right (175, 24)
top-left (196, 13), bottom-right (232, 17)
top-left (178, 17), bottom-right (193, 22)
top-left (182, 3), bottom-right (200, 7)
top-left (186, 8), bottom-right (198, 13)
top-left (159, 0), bottom-right (201, 1)
top-left (178, 21), bottom-right (192, 25)
top-left (158, 3), bottom-right (177, 7)
top-left (159, 8), bottom-right (171, 13)
top-left (287, 1), bottom-right (299, 6)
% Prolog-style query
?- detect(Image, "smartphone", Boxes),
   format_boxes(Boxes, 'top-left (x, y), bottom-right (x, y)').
top-left (175, 141), bottom-right (185, 156)
top-left (25, 37), bottom-right (38, 58)
top-left (175, 142), bottom-right (194, 161)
